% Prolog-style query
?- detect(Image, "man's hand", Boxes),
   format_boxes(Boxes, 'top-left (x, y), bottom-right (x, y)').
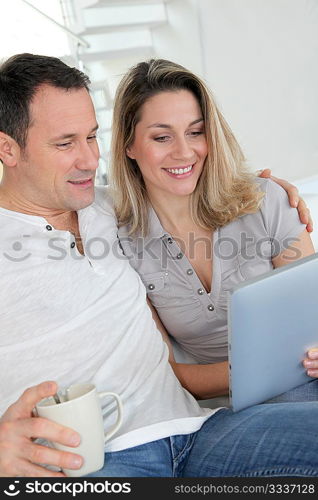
top-left (258, 168), bottom-right (313, 233)
top-left (303, 349), bottom-right (318, 378)
top-left (0, 381), bottom-right (83, 477)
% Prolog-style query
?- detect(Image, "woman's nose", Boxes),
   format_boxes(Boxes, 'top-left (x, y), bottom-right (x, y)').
top-left (171, 137), bottom-right (195, 161)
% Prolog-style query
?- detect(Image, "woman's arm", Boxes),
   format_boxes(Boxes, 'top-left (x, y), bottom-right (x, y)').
top-left (170, 361), bottom-right (229, 400)
top-left (147, 298), bottom-right (229, 399)
top-left (271, 229), bottom-right (315, 268)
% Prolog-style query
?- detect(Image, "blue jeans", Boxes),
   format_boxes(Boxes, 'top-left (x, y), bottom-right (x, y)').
top-left (89, 401), bottom-right (318, 477)
top-left (266, 378), bottom-right (318, 402)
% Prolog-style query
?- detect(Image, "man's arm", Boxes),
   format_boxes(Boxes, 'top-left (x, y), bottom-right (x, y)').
top-left (258, 169), bottom-right (313, 232)
top-left (147, 299), bottom-right (229, 400)
top-left (0, 381), bottom-right (83, 477)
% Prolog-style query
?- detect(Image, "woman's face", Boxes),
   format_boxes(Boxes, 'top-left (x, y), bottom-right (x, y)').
top-left (126, 90), bottom-right (208, 201)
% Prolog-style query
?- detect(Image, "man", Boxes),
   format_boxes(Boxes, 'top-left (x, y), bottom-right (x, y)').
top-left (0, 53), bottom-right (318, 478)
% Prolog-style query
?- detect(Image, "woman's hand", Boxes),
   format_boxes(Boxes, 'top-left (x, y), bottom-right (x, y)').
top-left (303, 349), bottom-right (318, 378)
top-left (258, 169), bottom-right (313, 233)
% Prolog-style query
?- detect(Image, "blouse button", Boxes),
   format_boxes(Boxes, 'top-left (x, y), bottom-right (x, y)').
top-left (197, 288), bottom-right (204, 295)
top-left (207, 304), bottom-right (215, 311)
top-left (186, 269), bottom-right (193, 275)
top-left (70, 242), bottom-right (76, 249)
top-left (46, 225), bottom-right (53, 231)
top-left (176, 252), bottom-right (183, 259)
top-left (148, 284), bottom-right (155, 291)
top-left (167, 237), bottom-right (173, 244)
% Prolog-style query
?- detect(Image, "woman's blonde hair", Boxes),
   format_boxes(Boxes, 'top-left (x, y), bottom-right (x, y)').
top-left (110, 58), bottom-right (264, 235)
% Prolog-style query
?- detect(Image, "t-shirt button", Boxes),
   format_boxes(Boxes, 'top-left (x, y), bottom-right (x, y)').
top-left (187, 269), bottom-right (193, 275)
top-left (46, 225), bottom-right (53, 231)
top-left (197, 288), bottom-right (204, 295)
top-left (148, 284), bottom-right (155, 291)
top-left (70, 242), bottom-right (76, 249)
top-left (207, 304), bottom-right (215, 311)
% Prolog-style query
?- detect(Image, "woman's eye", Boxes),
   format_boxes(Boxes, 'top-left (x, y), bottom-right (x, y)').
top-left (189, 130), bottom-right (204, 137)
top-left (154, 136), bottom-right (170, 142)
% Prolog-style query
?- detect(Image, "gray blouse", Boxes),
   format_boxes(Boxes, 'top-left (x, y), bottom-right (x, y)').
top-left (117, 178), bottom-right (305, 364)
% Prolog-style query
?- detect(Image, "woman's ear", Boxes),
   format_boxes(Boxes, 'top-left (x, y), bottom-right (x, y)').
top-left (0, 133), bottom-right (19, 167)
top-left (126, 145), bottom-right (136, 160)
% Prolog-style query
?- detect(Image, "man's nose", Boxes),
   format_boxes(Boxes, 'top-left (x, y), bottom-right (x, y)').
top-left (77, 142), bottom-right (100, 171)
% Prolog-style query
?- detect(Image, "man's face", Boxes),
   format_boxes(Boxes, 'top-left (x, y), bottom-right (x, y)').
top-left (17, 85), bottom-right (99, 212)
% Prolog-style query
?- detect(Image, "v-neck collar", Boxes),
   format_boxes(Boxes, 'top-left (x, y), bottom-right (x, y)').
top-left (147, 205), bottom-right (222, 298)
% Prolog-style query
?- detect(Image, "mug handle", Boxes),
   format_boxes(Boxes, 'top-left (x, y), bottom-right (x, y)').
top-left (98, 391), bottom-right (123, 442)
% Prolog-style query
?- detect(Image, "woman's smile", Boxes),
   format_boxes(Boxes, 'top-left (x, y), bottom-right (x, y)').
top-left (163, 164), bottom-right (194, 178)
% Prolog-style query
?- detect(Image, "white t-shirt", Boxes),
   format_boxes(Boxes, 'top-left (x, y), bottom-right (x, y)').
top-left (0, 187), bottom-right (215, 452)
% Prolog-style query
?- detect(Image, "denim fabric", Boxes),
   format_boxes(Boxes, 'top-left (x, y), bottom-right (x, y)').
top-left (265, 378), bottom-right (318, 403)
top-left (89, 402), bottom-right (318, 477)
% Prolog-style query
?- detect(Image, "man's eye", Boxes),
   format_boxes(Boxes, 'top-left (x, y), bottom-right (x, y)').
top-left (56, 142), bottom-right (71, 148)
top-left (87, 135), bottom-right (97, 142)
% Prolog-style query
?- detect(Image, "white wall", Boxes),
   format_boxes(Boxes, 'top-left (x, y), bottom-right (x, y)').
top-left (152, 0), bottom-right (204, 77)
top-left (198, 0), bottom-right (318, 181)
top-left (0, 0), bottom-right (70, 59)
top-left (152, 0), bottom-right (318, 183)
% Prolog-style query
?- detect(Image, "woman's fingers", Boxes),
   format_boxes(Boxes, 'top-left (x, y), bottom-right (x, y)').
top-left (303, 349), bottom-right (318, 377)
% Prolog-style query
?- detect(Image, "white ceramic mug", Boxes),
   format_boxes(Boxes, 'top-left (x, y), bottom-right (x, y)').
top-left (36, 382), bottom-right (123, 477)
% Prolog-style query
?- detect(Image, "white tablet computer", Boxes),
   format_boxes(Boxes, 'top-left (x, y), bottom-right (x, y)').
top-left (228, 252), bottom-right (318, 412)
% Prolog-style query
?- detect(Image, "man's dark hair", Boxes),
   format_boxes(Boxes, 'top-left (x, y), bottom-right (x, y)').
top-left (0, 53), bottom-right (91, 149)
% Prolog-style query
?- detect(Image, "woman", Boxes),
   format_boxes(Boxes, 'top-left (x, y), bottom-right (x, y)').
top-left (109, 58), bottom-right (317, 404)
